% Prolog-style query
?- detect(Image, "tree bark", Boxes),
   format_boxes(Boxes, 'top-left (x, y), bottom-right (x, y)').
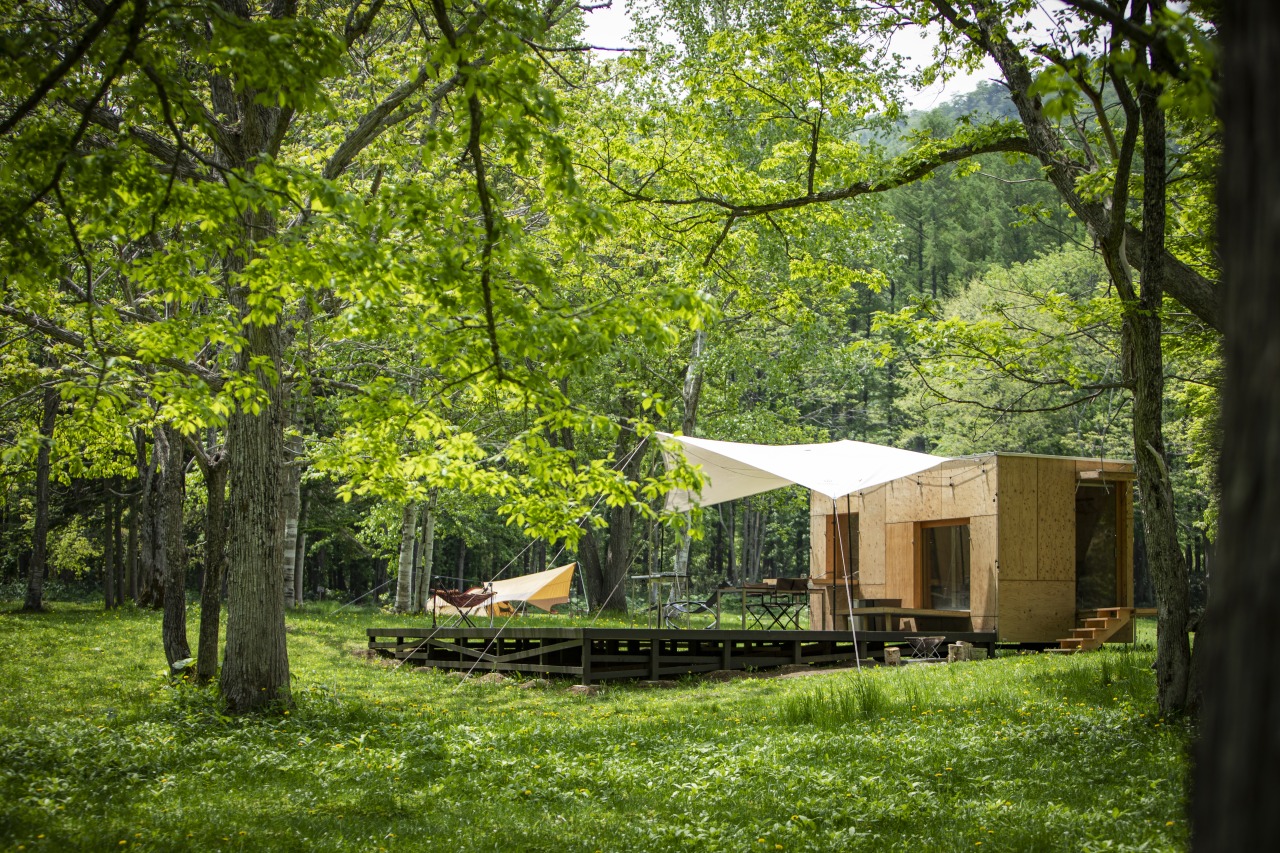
top-left (1134, 65), bottom-right (1194, 715)
top-left (294, 484), bottom-right (308, 607)
top-left (192, 442), bottom-right (228, 683)
top-left (281, 449), bottom-right (302, 608)
top-left (219, 197), bottom-right (290, 709)
top-left (23, 384), bottom-right (59, 612)
top-left (577, 526), bottom-right (607, 611)
top-left (1192, 2), bottom-right (1280, 845)
top-left (157, 427), bottom-right (192, 666)
top-left (394, 503), bottom-right (419, 612)
top-left (945, 0), bottom-right (1196, 713)
top-left (126, 489), bottom-right (138, 602)
top-left (103, 489), bottom-right (116, 610)
top-left (673, 329), bottom-right (706, 579)
top-left (112, 481), bottom-right (125, 606)
top-left (135, 428), bottom-right (164, 608)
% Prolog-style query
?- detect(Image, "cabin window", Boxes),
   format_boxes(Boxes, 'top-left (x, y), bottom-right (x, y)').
top-left (827, 512), bottom-right (859, 583)
top-left (921, 521), bottom-right (970, 610)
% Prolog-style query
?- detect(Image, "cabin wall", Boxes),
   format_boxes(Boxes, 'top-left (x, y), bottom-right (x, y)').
top-left (809, 457), bottom-right (998, 629)
top-left (996, 456), bottom-right (1136, 643)
top-left (810, 452), bottom-right (1136, 642)
top-left (996, 456), bottom-right (1077, 642)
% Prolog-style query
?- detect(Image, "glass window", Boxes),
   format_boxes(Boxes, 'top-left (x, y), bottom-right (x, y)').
top-left (922, 523), bottom-right (970, 610)
top-left (1075, 484), bottom-right (1118, 610)
top-left (828, 513), bottom-right (859, 582)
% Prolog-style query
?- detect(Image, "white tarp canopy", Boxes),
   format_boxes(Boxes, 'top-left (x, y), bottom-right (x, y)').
top-left (658, 433), bottom-right (949, 511)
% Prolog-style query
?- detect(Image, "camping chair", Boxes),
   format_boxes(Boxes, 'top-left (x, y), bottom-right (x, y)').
top-left (430, 587), bottom-right (496, 628)
top-left (662, 588), bottom-right (722, 629)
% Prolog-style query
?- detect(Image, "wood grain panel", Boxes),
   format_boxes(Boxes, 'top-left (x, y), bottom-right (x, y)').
top-left (998, 580), bottom-right (1075, 642)
top-left (927, 457), bottom-right (998, 521)
top-left (1037, 458), bottom-right (1076, 581)
top-left (859, 485), bottom-right (887, 586)
top-left (885, 476), bottom-right (927, 524)
top-left (996, 455), bottom-right (1038, 581)
top-left (809, 493), bottom-right (827, 581)
top-left (969, 514), bottom-right (999, 620)
top-left (884, 522), bottom-right (917, 607)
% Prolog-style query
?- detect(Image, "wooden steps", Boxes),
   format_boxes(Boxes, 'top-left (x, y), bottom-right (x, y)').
top-left (1055, 607), bottom-right (1135, 652)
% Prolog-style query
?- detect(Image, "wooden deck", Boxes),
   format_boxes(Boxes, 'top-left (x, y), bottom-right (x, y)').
top-left (367, 626), bottom-right (999, 684)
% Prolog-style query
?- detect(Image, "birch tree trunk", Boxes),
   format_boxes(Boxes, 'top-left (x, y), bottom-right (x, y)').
top-left (673, 329), bottom-right (706, 579)
top-left (294, 485), bottom-right (308, 607)
top-left (22, 384), bottom-right (58, 612)
top-left (414, 490), bottom-right (438, 612)
top-left (394, 503), bottom-right (419, 613)
top-left (281, 448), bottom-right (302, 608)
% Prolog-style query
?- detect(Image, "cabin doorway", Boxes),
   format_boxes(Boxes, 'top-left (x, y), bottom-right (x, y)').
top-left (1075, 484), bottom-right (1119, 610)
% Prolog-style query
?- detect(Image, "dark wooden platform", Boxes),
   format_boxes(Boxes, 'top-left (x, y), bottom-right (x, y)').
top-left (367, 626), bottom-right (999, 684)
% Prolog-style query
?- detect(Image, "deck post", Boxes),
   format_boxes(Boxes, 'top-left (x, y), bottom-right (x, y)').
top-left (649, 638), bottom-right (660, 681)
top-left (581, 636), bottom-right (592, 685)
top-left (721, 638), bottom-right (731, 670)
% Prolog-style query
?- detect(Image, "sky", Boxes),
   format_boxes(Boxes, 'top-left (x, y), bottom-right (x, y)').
top-left (578, 1), bottom-right (1005, 111)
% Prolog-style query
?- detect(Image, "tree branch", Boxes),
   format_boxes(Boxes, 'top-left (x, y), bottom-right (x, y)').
top-left (0, 0), bottom-right (131, 137)
top-left (0, 303), bottom-right (224, 390)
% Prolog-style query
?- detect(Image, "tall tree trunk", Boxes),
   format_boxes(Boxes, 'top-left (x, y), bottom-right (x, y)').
top-left (281, 447), bottom-right (302, 608)
top-left (673, 329), bottom-right (706, 579)
top-left (394, 503), bottom-right (419, 613)
top-left (1135, 67), bottom-right (1194, 715)
top-left (1193, 3), bottom-right (1280, 845)
top-left (219, 195), bottom-right (290, 709)
top-left (577, 527), bottom-right (607, 611)
top-left (727, 500), bottom-right (737, 583)
top-left (103, 490), bottom-right (116, 610)
top-left (126, 492), bottom-right (138, 602)
top-left (157, 427), bottom-right (191, 666)
top-left (112, 481), bottom-right (125, 607)
top-left (221, 346), bottom-right (289, 710)
top-left (136, 428), bottom-right (164, 608)
top-left (414, 489), bottom-right (438, 612)
top-left (194, 445), bottom-right (228, 683)
top-left (23, 384), bottom-right (58, 612)
top-left (294, 484), bottom-right (308, 607)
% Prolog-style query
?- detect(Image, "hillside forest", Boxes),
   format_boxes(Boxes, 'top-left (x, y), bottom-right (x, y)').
top-left (0, 0), bottom-right (1221, 716)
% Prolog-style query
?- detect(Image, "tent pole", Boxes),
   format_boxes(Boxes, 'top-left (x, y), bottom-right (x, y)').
top-left (834, 496), bottom-right (861, 672)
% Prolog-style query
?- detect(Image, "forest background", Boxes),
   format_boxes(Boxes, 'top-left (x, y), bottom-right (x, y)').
top-left (0, 0), bottom-right (1219, 715)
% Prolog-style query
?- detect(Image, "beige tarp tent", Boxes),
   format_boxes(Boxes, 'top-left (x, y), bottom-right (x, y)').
top-left (428, 563), bottom-right (577, 616)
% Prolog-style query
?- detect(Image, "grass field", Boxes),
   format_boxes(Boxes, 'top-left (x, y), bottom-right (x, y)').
top-left (0, 601), bottom-right (1189, 852)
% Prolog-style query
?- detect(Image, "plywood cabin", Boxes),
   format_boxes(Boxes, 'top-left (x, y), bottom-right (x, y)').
top-left (807, 453), bottom-right (1136, 645)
